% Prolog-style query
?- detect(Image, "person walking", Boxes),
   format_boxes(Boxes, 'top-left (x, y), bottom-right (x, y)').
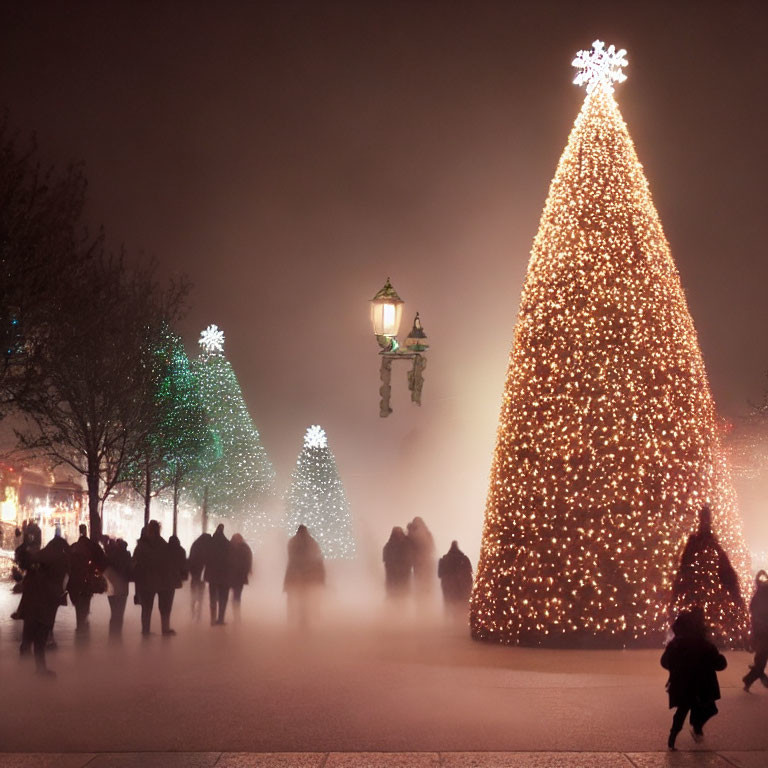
top-left (284, 524), bottom-right (325, 630)
top-left (407, 517), bottom-right (436, 599)
top-left (104, 538), bottom-right (132, 636)
top-left (188, 531), bottom-right (211, 621)
top-left (661, 609), bottom-right (727, 750)
top-left (133, 520), bottom-right (175, 636)
top-left (382, 526), bottom-right (413, 598)
top-left (67, 523), bottom-right (106, 633)
top-left (20, 532), bottom-right (70, 675)
top-left (229, 533), bottom-right (252, 622)
top-left (437, 540), bottom-right (473, 618)
top-left (205, 524), bottom-right (231, 625)
top-left (163, 534), bottom-right (188, 635)
top-left (743, 570), bottom-right (768, 691)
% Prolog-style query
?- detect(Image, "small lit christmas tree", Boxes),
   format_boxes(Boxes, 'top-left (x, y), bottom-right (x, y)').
top-left (470, 41), bottom-right (751, 647)
top-left (283, 425), bottom-right (356, 559)
top-left (190, 325), bottom-right (274, 536)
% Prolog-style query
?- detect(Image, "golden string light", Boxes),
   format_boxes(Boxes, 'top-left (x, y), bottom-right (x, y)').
top-left (470, 46), bottom-right (751, 647)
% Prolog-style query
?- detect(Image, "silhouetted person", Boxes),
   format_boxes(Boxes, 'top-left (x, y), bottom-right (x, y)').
top-left (382, 526), bottom-right (413, 598)
top-left (165, 534), bottom-right (188, 634)
top-left (671, 505), bottom-right (748, 646)
top-left (133, 520), bottom-right (175, 636)
top-left (229, 533), bottom-right (252, 622)
top-left (284, 525), bottom-right (325, 629)
top-left (188, 531), bottom-right (211, 621)
top-left (104, 538), bottom-right (132, 636)
top-left (205, 524), bottom-right (231, 625)
top-left (661, 608), bottom-right (727, 750)
top-left (68, 523), bottom-right (106, 632)
top-left (12, 521), bottom-right (42, 620)
top-left (743, 570), bottom-right (768, 691)
top-left (20, 533), bottom-right (70, 675)
top-left (407, 516), bottom-right (436, 598)
top-left (438, 541), bottom-right (473, 617)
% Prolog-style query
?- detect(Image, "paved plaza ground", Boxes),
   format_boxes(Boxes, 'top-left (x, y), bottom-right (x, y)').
top-left (1, 751), bottom-right (768, 767)
top-left (2, 580), bottom-right (768, 763)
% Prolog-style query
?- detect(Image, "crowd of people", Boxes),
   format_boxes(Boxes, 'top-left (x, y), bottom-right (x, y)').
top-left (382, 516), bottom-right (473, 614)
top-left (8, 519), bottom-right (254, 675)
top-left (10, 514), bottom-right (768, 754)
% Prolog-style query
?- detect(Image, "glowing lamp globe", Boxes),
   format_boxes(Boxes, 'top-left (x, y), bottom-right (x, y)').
top-left (404, 313), bottom-right (429, 352)
top-left (370, 278), bottom-right (404, 338)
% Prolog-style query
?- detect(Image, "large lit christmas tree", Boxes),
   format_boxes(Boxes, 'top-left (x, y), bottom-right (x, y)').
top-left (190, 325), bottom-right (275, 536)
top-left (283, 425), bottom-right (356, 559)
top-left (470, 42), bottom-right (750, 647)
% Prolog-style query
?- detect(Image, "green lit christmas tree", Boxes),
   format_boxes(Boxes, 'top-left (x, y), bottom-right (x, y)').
top-left (126, 325), bottom-right (213, 529)
top-left (190, 325), bottom-right (274, 536)
top-left (283, 425), bottom-right (356, 559)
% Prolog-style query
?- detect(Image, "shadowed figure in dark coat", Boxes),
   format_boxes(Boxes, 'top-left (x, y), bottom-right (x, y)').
top-left (284, 525), bottom-right (325, 630)
top-left (104, 538), bottom-right (132, 636)
top-left (406, 516), bottom-right (436, 600)
top-left (12, 521), bottom-right (42, 622)
top-left (133, 521), bottom-right (175, 636)
top-left (382, 526), bottom-right (412, 599)
top-left (205, 524), bottom-right (231, 625)
top-left (166, 535), bottom-right (188, 632)
top-left (743, 570), bottom-right (768, 691)
top-left (188, 532), bottom-right (211, 621)
top-left (661, 609), bottom-right (727, 750)
top-left (229, 533), bottom-right (252, 622)
top-left (67, 523), bottom-right (106, 633)
top-left (438, 541), bottom-right (473, 618)
top-left (20, 533), bottom-right (70, 675)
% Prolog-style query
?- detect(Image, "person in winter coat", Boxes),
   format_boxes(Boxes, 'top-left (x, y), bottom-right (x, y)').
top-left (20, 533), bottom-right (70, 675)
top-left (132, 520), bottom-right (175, 636)
top-left (229, 533), bottom-right (253, 621)
top-left (104, 538), bottom-right (132, 636)
top-left (438, 541), bottom-right (473, 616)
top-left (661, 608), bottom-right (727, 750)
top-left (407, 517), bottom-right (436, 599)
top-left (284, 525), bottom-right (325, 629)
top-left (671, 505), bottom-right (748, 646)
top-left (743, 570), bottom-right (768, 691)
top-left (11, 522), bottom-right (42, 618)
top-left (204, 524), bottom-right (231, 625)
top-left (188, 532), bottom-right (211, 621)
top-left (382, 527), bottom-right (413, 598)
top-left (68, 524), bottom-right (107, 632)
top-left (166, 535), bottom-right (188, 629)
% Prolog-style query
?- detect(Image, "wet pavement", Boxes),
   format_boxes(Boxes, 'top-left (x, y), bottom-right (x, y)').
top-left (2, 581), bottom-right (768, 757)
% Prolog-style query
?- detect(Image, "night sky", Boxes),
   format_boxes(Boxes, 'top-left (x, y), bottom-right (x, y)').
top-left (1, 1), bottom-right (767, 555)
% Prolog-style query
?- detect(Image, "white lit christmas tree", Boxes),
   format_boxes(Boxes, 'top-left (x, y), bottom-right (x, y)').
top-left (470, 42), bottom-right (751, 647)
top-left (190, 324), bottom-right (275, 536)
top-left (283, 425), bottom-right (356, 559)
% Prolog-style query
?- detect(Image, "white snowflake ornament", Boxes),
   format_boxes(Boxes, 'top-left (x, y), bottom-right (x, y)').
top-left (572, 40), bottom-right (628, 94)
top-left (199, 324), bottom-right (225, 354)
top-left (304, 425), bottom-right (328, 449)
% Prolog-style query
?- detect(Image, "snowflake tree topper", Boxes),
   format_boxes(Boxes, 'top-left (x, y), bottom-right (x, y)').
top-left (199, 324), bottom-right (225, 354)
top-left (572, 40), bottom-right (628, 94)
top-left (304, 425), bottom-right (328, 449)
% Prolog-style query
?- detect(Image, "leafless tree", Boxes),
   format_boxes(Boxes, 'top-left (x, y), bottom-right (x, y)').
top-left (15, 253), bottom-right (187, 541)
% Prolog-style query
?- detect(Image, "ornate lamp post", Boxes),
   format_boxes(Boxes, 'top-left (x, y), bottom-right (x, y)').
top-left (370, 278), bottom-right (429, 417)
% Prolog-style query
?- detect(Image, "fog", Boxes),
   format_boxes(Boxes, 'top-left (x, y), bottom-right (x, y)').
top-left (1, 2), bottom-right (768, 576)
top-left (2, 570), bottom-right (768, 753)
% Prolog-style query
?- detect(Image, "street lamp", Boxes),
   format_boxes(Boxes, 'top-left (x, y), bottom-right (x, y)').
top-left (370, 279), bottom-right (429, 417)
